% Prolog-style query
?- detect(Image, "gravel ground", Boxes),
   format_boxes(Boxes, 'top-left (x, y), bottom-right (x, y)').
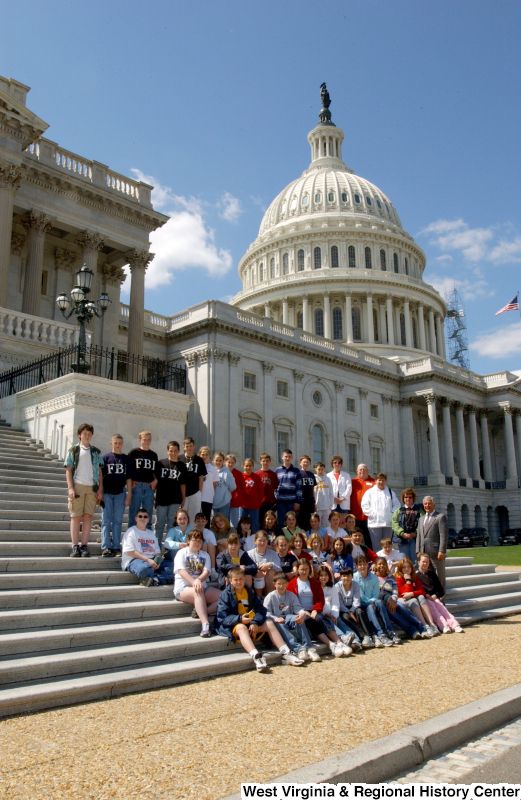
top-left (2, 614), bottom-right (521, 800)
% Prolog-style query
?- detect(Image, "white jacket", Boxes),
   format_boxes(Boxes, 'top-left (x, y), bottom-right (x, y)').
top-left (322, 584), bottom-right (340, 619)
top-left (361, 485), bottom-right (400, 527)
top-left (327, 470), bottom-right (352, 511)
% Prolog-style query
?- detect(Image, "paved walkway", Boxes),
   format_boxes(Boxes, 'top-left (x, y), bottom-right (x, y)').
top-left (391, 717), bottom-right (521, 783)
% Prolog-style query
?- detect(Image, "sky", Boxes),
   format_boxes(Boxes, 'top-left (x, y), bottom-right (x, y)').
top-left (3, 0), bottom-right (521, 375)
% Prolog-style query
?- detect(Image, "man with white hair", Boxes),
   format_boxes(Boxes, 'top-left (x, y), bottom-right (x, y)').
top-left (416, 496), bottom-right (448, 588)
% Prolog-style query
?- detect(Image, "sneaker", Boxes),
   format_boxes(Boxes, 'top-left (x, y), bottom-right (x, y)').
top-left (391, 633), bottom-right (402, 645)
top-left (298, 648), bottom-right (311, 662)
top-left (380, 634), bottom-right (394, 647)
top-left (80, 545), bottom-right (90, 558)
top-left (200, 625), bottom-right (211, 638)
top-left (429, 625), bottom-right (440, 637)
top-left (282, 653), bottom-right (305, 666)
top-left (421, 629), bottom-right (433, 639)
top-left (96, 537), bottom-right (101, 544)
top-left (329, 642), bottom-right (344, 658)
top-left (361, 635), bottom-right (374, 649)
top-left (253, 653), bottom-right (268, 672)
top-left (454, 626), bottom-right (464, 633)
top-left (307, 647), bottom-right (322, 662)
top-left (191, 608), bottom-right (199, 619)
top-left (112, 549), bottom-right (122, 558)
top-left (373, 636), bottom-right (384, 648)
top-left (101, 548), bottom-right (113, 557)
top-left (340, 643), bottom-right (353, 656)
top-left (69, 545), bottom-right (81, 558)
top-left (442, 626), bottom-right (452, 634)
top-left (412, 631), bottom-right (423, 640)
top-left (341, 632), bottom-right (356, 647)
top-left (139, 576), bottom-right (154, 587)
top-left (351, 640), bottom-right (363, 652)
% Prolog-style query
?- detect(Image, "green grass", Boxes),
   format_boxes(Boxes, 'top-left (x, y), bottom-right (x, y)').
top-left (447, 545), bottom-right (521, 566)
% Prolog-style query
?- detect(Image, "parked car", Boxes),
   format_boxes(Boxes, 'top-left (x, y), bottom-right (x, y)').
top-left (448, 528), bottom-right (458, 549)
top-left (498, 528), bottom-right (521, 546)
top-left (454, 527), bottom-right (490, 548)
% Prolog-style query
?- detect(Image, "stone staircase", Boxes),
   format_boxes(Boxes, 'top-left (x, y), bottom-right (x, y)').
top-left (0, 417), bottom-right (520, 719)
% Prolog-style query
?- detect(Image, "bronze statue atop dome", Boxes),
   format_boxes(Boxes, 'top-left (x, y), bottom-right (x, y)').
top-left (319, 82), bottom-right (334, 125)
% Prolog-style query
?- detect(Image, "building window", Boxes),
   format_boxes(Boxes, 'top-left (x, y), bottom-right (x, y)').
top-left (365, 247), bottom-right (372, 269)
top-left (354, 193), bottom-right (361, 203)
top-left (290, 197), bottom-right (297, 211)
top-left (366, 196), bottom-right (372, 206)
top-left (315, 193), bottom-right (321, 203)
top-left (297, 311), bottom-right (303, 329)
top-left (244, 426), bottom-right (256, 461)
top-left (400, 313), bottom-right (406, 346)
top-left (314, 247), bottom-right (322, 269)
top-left (312, 391), bottom-right (322, 407)
top-left (346, 397), bottom-right (355, 413)
top-left (332, 307), bottom-right (342, 340)
top-left (297, 249), bottom-right (305, 271)
top-left (331, 245), bottom-right (339, 268)
top-left (259, 262), bottom-right (264, 281)
top-left (348, 245), bottom-right (356, 269)
top-left (348, 443), bottom-right (357, 474)
top-left (341, 192), bottom-right (348, 202)
top-left (315, 308), bottom-right (324, 337)
top-left (373, 308), bottom-right (379, 342)
top-left (302, 195), bottom-right (309, 206)
top-left (404, 257), bottom-right (408, 275)
top-left (283, 253), bottom-right (289, 275)
top-left (312, 425), bottom-right (324, 464)
top-left (370, 404), bottom-right (379, 419)
top-left (328, 192), bottom-right (335, 202)
top-left (277, 380), bottom-right (288, 398)
top-left (412, 317), bottom-right (418, 348)
top-left (352, 307), bottom-right (361, 341)
top-left (376, 199), bottom-right (382, 209)
top-left (277, 431), bottom-right (289, 464)
top-left (393, 253), bottom-right (399, 273)
top-left (380, 249), bottom-right (386, 271)
top-left (270, 258), bottom-right (275, 279)
top-left (243, 372), bottom-right (256, 390)
top-left (371, 446), bottom-right (381, 475)
top-left (41, 270), bottom-right (48, 295)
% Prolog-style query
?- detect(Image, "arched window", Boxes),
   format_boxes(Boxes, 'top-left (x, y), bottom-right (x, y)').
top-left (331, 245), bottom-right (339, 268)
top-left (332, 307), bottom-right (343, 340)
top-left (259, 262), bottom-right (264, 281)
top-left (297, 311), bottom-right (303, 329)
top-left (297, 249), bottom-right (305, 272)
top-left (283, 253), bottom-right (289, 275)
top-left (404, 257), bottom-right (408, 275)
top-left (270, 258), bottom-right (275, 279)
top-left (315, 308), bottom-right (324, 337)
top-left (373, 308), bottom-right (379, 342)
top-left (400, 313), bottom-right (406, 346)
top-left (393, 253), bottom-right (399, 273)
top-left (348, 245), bottom-right (356, 269)
top-left (314, 247), bottom-right (322, 269)
top-left (412, 317), bottom-right (418, 348)
top-left (380, 249), bottom-right (386, 271)
top-left (365, 247), bottom-right (372, 269)
top-left (312, 425), bottom-right (324, 465)
top-left (352, 306), bottom-right (361, 341)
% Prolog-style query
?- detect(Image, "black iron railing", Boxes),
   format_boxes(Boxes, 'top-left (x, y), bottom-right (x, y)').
top-left (0, 344), bottom-right (186, 398)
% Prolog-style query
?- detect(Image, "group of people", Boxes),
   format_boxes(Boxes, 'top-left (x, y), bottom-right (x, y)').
top-left (64, 424), bottom-right (459, 672)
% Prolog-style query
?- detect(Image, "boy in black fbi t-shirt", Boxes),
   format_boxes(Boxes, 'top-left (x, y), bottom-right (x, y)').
top-left (101, 434), bottom-right (136, 557)
top-left (128, 430), bottom-right (158, 530)
top-left (178, 436), bottom-right (207, 523)
top-left (154, 440), bottom-right (188, 547)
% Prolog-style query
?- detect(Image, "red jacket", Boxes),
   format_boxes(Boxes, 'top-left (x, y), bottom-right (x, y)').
top-left (255, 469), bottom-right (279, 506)
top-left (350, 477), bottom-right (375, 520)
top-left (230, 468), bottom-right (245, 509)
top-left (346, 542), bottom-right (377, 563)
top-left (396, 574), bottom-right (425, 599)
top-left (241, 471), bottom-right (263, 510)
top-left (287, 575), bottom-right (324, 612)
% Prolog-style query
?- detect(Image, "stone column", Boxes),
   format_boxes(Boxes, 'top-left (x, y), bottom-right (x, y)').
top-left (499, 402), bottom-right (518, 484)
top-left (323, 292), bottom-right (331, 339)
top-left (480, 411), bottom-right (493, 482)
top-left (436, 315), bottom-right (446, 359)
top-left (334, 381), bottom-right (345, 454)
top-left (379, 301), bottom-right (387, 344)
top-left (345, 292), bottom-right (353, 343)
top-left (0, 162), bottom-right (22, 308)
top-left (428, 309), bottom-right (437, 354)
top-left (515, 411), bottom-right (521, 477)
top-left (400, 398), bottom-right (417, 480)
top-left (264, 301), bottom-right (271, 319)
top-left (21, 211), bottom-right (56, 317)
top-left (282, 297), bottom-right (289, 325)
top-left (302, 294), bottom-right (311, 332)
top-left (467, 406), bottom-right (481, 482)
top-left (418, 304), bottom-right (426, 351)
top-left (262, 362), bottom-right (275, 457)
top-left (101, 263), bottom-right (126, 350)
top-left (228, 352), bottom-right (241, 452)
top-left (76, 231), bottom-right (105, 346)
top-left (293, 370), bottom-right (304, 453)
top-left (441, 398), bottom-right (456, 478)
top-left (126, 248), bottom-right (154, 357)
top-left (366, 294), bottom-right (374, 344)
top-left (386, 295), bottom-right (395, 346)
top-left (454, 402), bottom-right (470, 483)
top-left (359, 388), bottom-right (369, 465)
top-left (404, 299), bottom-right (412, 347)
top-left (425, 393), bottom-right (443, 481)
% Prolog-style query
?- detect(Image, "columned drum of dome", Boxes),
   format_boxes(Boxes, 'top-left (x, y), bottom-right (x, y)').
top-left (231, 90), bottom-right (447, 362)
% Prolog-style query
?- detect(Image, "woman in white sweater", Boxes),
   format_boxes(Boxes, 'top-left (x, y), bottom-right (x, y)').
top-left (327, 454), bottom-right (352, 521)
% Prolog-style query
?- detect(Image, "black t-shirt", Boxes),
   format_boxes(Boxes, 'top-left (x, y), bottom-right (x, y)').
top-left (279, 552), bottom-right (298, 575)
top-left (299, 470), bottom-right (317, 503)
top-left (155, 458), bottom-right (188, 506)
top-left (179, 454), bottom-right (207, 497)
top-left (102, 452), bottom-right (136, 495)
top-left (128, 448), bottom-right (159, 484)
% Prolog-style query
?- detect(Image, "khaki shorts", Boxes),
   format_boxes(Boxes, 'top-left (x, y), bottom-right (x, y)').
top-left (68, 483), bottom-right (97, 518)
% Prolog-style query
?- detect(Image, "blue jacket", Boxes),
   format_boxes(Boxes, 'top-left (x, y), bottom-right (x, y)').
top-left (330, 553), bottom-right (355, 575)
top-left (353, 571), bottom-right (381, 606)
top-left (275, 465), bottom-right (303, 503)
top-left (164, 524), bottom-right (194, 551)
top-left (215, 549), bottom-right (258, 590)
top-left (215, 584), bottom-right (267, 642)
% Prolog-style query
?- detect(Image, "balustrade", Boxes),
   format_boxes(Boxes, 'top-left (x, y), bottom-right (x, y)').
top-left (0, 307), bottom-right (78, 347)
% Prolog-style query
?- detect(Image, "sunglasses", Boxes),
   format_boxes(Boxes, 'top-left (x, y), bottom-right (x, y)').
top-left (137, 514), bottom-right (149, 519)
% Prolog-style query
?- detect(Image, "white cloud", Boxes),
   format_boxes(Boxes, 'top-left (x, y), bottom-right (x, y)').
top-left (434, 254), bottom-right (453, 262)
top-left (490, 237), bottom-right (521, 263)
top-left (427, 274), bottom-right (490, 302)
top-left (420, 219), bottom-right (493, 261)
top-left (470, 322), bottom-right (521, 359)
top-left (218, 192), bottom-right (242, 223)
top-left (129, 169), bottom-right (233, 289)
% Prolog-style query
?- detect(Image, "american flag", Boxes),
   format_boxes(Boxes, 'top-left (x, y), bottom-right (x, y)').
top-left (495, 295), bottom-right (520, 316)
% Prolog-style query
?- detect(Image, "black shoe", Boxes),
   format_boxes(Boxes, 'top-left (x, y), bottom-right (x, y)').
top-left (112, 549), bottom-right (122, 558)
top-left (101, 548), bottom-right (113, 557)
top-left (70, 545), bottom-right (81, 558)
top-left (80, 545), bottom-right (90, 558)
top-left (139, 576), bottom-right (154, 587)
top-left (165, 579), bottom-right (173, 585)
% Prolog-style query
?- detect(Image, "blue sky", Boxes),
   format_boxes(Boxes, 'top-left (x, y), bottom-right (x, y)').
top-left (4, 0), bottom-right (521, 375)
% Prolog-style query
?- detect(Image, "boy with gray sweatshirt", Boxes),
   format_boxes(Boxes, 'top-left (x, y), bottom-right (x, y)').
top-left (263, 572), bottom-right (321, 662)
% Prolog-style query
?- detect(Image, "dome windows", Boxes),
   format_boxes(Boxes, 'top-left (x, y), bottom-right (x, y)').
top-left (365, 247), bottom-right (372, 270)
top-left (404, 257), bottom-right (409, 275)
top-left (385, 203), bottom-right (390, 213)
top-left (315, 309), bottom-right (324, 337)
top-left (290, 197), bottom-right (297, 211)
top-left (328, 192), bottom-right (335, 202)
top-left (393, 253), bottom-right (399, 273)
top-left (348, 245), bottom-right (356, 269)
top-left (341, 192), bottom-right (348, 203)
top-left (332, 307), bottom-right (343, 340)
top-left (354, 194), bottom-right (361, 204)
top-left (380, 249), bottom-right (387, 271)
top-left (259, 262), bottom-right (264, 281)
top-left (376, 199), bottom-right (382, 209)
top-left (366, 196), bottom-right (372, 206)
top-left (302, 195), bottom-right (309, 207)
top-left (352, 307), bottom-right (361, 341)
top-left (297, 311), bottom-right (303, 329)
top-left (312, 391), bottom-right (322, 407)
top-left (270, 258), bottom-right (275, 279)
top-left (400, 313), bottom-right (406, 347)
top-left (314, 247), bottom-right (322, 269)
top-left (315, 193), bottom-right (322, 204)
top-left (283, 253), bottom-right (289, 275)
top-left (297, 249), bottom-right (305, 272)
top-left (280, 201), bottom-right (286, 214)
top-left (331, 245), bottom-right (339, 269)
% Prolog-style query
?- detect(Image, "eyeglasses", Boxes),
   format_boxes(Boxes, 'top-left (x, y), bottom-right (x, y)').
top-left (137, 514), bottom-right (149, 519)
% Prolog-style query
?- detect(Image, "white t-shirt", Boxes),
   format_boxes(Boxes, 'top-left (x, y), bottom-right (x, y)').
top-left (75, 445), bottom-right (94, 486)
top-left (242, 533), bottom-right (256, 551)
top-left (350, 543), bottom-right (365, 559)
top-left (174, 547), bottom-right (211, 594)
top-left (121, 526), bottom-right (160, 571)
top-left (377, 548), bottom-right (402, 573)
top-left (247, 548), bottom-right (282, 570)
top-left (297, 579), bottom-right (314, 611)
top-left (201, 463), bottom-right (219, 503)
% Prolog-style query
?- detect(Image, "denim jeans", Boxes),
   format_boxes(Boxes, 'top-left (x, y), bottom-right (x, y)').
top-left (101, 490), bottom-right (126, 550)
top-left (155, 503), bottom-right (180, 548)
top-left (396, 536), bottom-right (417, 565)
top-left (213, 503), bottom-right (230, 520)
top-left (333, 616), bottom-right (361, 643)
top-left (387, 602), bottom-right (425, 638)
top-left (126, 557), bottom-right (173, 584)
top-left (284, 614), bottom-right (313, 648)
top-left (276, 501), bottom-right (296, 528)
top-left (128, 482), bottom-right (155, 530)
top-left (274, 620), bottom-right (305, 654)
top-left (240, 508), bottom-right (259, 531)
top-left (230, 507), bottom-right (241, 527)
top-left (364, 598), bottom-right (394, 637)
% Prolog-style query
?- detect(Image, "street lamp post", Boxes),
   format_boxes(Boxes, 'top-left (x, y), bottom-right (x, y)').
top-left (56, 264), bottom-right (112, 373)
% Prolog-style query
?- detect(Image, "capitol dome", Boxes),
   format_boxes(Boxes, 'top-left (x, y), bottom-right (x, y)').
top-left (230, 89), bottom-right (447, 362)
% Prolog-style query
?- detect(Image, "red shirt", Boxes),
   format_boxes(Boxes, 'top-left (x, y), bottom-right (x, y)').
top-left (350, 477), bottom-right (376, 520)
top-left (396, 574), bottom-right (425, 598)
top-left (254, 469), bottom-right (279, 505)
top-left (230, 468), bottom-right (245, 509)
top-left (241, 471), bottom-right (263, 510)
top-left (289, 548), bottom-right (313, 563)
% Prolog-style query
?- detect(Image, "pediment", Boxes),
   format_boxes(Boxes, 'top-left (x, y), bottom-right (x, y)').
top-left (0, 84), bottom-right (48, 146)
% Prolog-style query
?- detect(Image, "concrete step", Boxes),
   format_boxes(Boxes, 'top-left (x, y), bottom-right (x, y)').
top-left (0, 599), bottom-right (187, 631)
top-left (446, 571), bottom-right (519, 589)
top-left (0, 569), bottom-right (135, 590)
top-left (0, 542), bottom-right (103, 556)
top-left (0, 531), bottom-right (106, 542)
top-left (0, 473), bottom-right (66, 488)
top-left (0, 556), bottom-right (120, 572)
top-left (446, 579), bottom-right (521, 601)
top-left (1, 510), bottom-right (81, 521)
top-left (0, 461), bottom-right (65, 476)
top-left (448, 589), bottom-right (521, 613)
top-left (453, 603), bottom-right (521, 626)
top-left (444, 564), bottom-right (498, 578)
top-left (0, 583), bottom-right (174, 609)
top-left (445, 557), bottom-right (474, 567)
top-left (0, 520), bottom-right (100, 531)
top-left (0, 499), bottom-right (70, 512)
top-left (0, 443), bottom-right (56, 454)
top-left (0, 481), bottom-right (65, 495)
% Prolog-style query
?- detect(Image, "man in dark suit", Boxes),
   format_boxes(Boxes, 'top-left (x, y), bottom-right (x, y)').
top-left (416, 496), bottom-right (448, 588)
